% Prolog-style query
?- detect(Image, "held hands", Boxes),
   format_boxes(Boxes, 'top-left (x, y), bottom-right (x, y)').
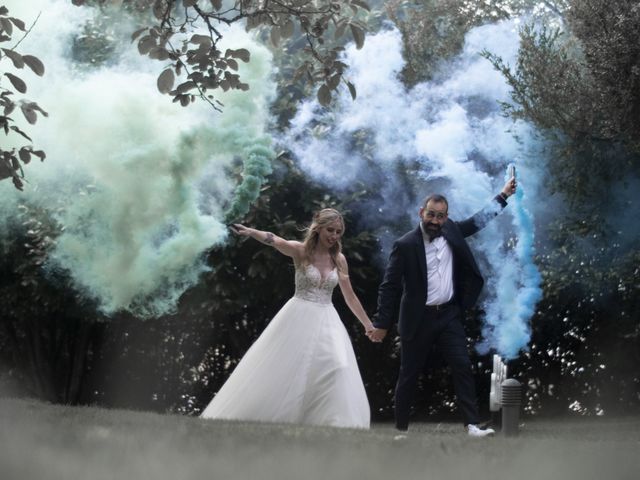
top-left (363, 315), bottom-right (387, 343)
top-left (364, 321), bottom-right (374, 335)
top-left (367, 327), bottom-right (387, 343)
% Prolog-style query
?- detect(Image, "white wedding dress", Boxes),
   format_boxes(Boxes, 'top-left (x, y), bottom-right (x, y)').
top-left (200, 263), bottom-right (370, 429)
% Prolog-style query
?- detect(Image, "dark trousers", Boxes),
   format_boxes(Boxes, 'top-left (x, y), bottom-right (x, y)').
top-left (394, 304), bottom-right (480, 430)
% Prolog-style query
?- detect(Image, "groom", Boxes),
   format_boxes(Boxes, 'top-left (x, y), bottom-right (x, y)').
top-left (368, 176), bottom-right (516, 437)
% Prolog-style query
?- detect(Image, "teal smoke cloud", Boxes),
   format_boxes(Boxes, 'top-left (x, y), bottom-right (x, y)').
top-left (0, 0), bottom-right (275, 317)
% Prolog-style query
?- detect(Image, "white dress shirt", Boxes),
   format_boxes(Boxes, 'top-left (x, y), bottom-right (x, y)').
top-left (420, 223), bottom-right (454, 305)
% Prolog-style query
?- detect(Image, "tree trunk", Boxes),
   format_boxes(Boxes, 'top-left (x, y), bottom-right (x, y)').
top-left (65, 320), bottom-right (93, 404)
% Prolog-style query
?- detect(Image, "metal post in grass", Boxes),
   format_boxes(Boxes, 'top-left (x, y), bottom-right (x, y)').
top-left (490, 354), bottom-right (507, 429)
top-left (500, 378), bottom-right (522, 437)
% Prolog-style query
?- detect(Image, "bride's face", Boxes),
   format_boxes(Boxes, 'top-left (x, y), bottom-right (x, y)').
top-left (317, 220), bottom-right (343, 249)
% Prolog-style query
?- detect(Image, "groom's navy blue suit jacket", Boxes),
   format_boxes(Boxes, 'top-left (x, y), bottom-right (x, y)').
top-left (374, 195), bottom-right (507, 341)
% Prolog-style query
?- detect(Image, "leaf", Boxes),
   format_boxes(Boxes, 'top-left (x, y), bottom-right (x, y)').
top-left (231, 48), bottom-right (250, 63)
top-left (224, 71), bottom-right (239, 89)
top-left (0, 18), bottom-right (12, 36)
top-left (0, 7), bottom-right (8, 15)
top-left (28, 102), bottom-right (48, 117)
top-left (12, 175), bottom-right (24, 191)
top-left (2, 48), bottom-right (24, 69)
top-left (157, 68), bottom-right (175, 94)
top-left (10, 125), bottom-right (32, 141)
top-left (209, 0), bottom-right (223, 10)
top-left (131, 27), bottom-right (147, 42)
top-left (226, 58), bottom-right (238, 71)
top-left (3, 101), bottom-right (15, 115)
top-left (32, 150), bottom-right (46, 161)
top-left (5, 73), bottom-right (26, 93)
top-left (280, 20), bottom-right (294, 39)
top-left (351, 0), bottom-right (371, 12)
top-left (190, 34), bottom-right (212, 47)
top-left (335, 21), bottom-right (347, 40)
top-left (18, 147), bottom-right (31, 164)
top-left (347, 81), bottom-right (357, 100)
top-left (152, 1), bottom-right (166, 20)
top-left (22, 55), bottom-right (45, 76)
top-left (328, 73), bottom-right (341, 90)
top-left (149, 47), bottom-right (170, 61)
top-left (20, 103), bottom-right (37, 124)
top-left (137, 36), bottom-right (156, 55)
top-left (9, 17), bottom-right (26, 31)
top-left (270, 26), bottom-right (281, 47)
top-left (317, 84), bottom-right (331, 107)
top-left (176, 81), bottom-right (196, 94)
top-left (350, 24), bottom-right (365, 50)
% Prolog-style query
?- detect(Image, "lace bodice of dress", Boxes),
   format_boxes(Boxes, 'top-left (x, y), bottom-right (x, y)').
top-left (294, 263), bottom-right (338, 304)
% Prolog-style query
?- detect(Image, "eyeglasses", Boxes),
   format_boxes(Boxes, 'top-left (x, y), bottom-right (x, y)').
top-left (424, 210), bottom-right (446, 220)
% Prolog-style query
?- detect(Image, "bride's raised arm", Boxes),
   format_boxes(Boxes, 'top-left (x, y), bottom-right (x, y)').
top-left (230, 224), bottom-right (303, 260)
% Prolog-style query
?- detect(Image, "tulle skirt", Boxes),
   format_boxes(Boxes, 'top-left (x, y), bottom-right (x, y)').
top-left (200, 297), bottom-right (370, 429)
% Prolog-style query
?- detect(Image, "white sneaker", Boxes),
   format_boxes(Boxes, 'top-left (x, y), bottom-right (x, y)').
top-left (467, 424), bottom-right (495, 438)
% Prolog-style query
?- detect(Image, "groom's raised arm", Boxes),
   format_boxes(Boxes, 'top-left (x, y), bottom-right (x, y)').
top-left (457, 176), bottom-right (516, 237)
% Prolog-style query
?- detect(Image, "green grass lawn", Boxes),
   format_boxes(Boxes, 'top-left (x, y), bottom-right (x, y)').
top-left (1, 397), bottom-right (638, 480)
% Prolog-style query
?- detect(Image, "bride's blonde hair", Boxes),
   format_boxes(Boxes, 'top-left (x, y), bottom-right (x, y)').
top-left (301, 208), bottom-right (345, 272)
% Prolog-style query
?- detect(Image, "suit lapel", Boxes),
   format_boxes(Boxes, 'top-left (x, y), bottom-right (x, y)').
top-left (441, 220), bottom-right (454, 244)
top-left (443, 219), bottom-right (481, 276)
top-left (413, 226), bottom-right (428, 283)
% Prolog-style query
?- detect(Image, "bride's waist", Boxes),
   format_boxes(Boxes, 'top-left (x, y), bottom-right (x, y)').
top-left (292, 292), bottom-right (333, 306)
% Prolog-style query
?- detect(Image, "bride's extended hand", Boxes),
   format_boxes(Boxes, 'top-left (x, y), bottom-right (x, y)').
top-left (230, 224), bottom-right (251, 236)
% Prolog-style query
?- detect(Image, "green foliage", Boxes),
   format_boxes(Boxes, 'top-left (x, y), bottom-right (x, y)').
top-left (510, 244), bottom-right (640, 416)
top-left (0, 203), bottom-right (98, 403)
top-left (483, 1), bottom-right (640, 209)
top-left (387, 0), bottom-right (474, 86)
top-left (567, 0), bottom-right (640, 151)
top-left (72, 0), bottom-right (371, 110)
top-left (387, 0), bottom-right (542, 87)
top-left (480, 0), bottom-right (640, 416)
top-left (0, 6), bottom-right (47, 190)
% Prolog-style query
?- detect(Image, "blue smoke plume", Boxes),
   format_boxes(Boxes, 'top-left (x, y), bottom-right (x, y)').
top-left (478, 164), bottom-right (543, 359)
top-left (282, 21), bottom-right (545, 358)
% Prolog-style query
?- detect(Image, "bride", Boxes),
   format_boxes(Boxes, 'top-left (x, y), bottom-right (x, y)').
top-left (200, 208), bottom-right (373, 429)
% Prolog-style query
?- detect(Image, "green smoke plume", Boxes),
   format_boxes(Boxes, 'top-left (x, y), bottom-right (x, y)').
top-left (0, 1), bottom-right (276, 318)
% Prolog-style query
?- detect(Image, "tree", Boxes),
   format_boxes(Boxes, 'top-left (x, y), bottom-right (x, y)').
top-left (386, 0), bottom-right (558, 87)
top-left (482, 0), bottom-right (640, 206)
top-left (0, 203), bottom-right (99, 403)
top-left (481, 0), bottom-right (640, 416)
top-left (0, 6), bottom-right (47, 190)
top-left (72, 0), bottom-right (370, 108)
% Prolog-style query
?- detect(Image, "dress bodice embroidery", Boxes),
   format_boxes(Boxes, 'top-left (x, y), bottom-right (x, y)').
top-left (294, 263), bottom-right (338, 304)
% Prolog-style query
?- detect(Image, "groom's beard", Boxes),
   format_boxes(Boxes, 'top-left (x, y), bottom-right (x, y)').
top-left (422, 221), bottom-right (442, 241)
